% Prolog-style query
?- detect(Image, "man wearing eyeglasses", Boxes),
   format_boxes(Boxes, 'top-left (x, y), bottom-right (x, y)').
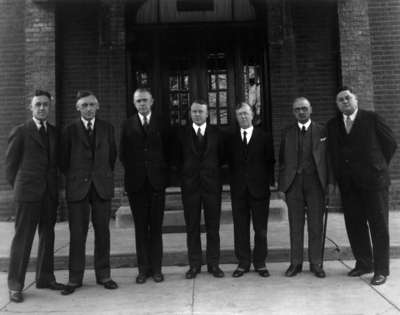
top-left (327, 87), bottom-right (397, 285)
top-left (278, 97), bottom-right (329, 279)
top-left (60, 90), bottom-right (118, 295)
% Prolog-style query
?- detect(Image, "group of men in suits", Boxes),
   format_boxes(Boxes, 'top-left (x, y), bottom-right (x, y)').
top-left (5, 86), bottom-right (396, 303)
top-left (279, 87), bottom-right (397, 286)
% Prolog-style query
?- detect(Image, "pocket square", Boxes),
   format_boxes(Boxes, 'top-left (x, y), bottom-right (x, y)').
top-left (320, 137), bottom-right (327, 142)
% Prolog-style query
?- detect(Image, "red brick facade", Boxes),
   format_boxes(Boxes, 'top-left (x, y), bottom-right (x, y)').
top-left (0, 0), bottom-right (399, 218)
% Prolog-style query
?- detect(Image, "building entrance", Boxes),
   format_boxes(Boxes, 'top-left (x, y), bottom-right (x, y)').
top-left (127, 25), bottom-right (270, 130)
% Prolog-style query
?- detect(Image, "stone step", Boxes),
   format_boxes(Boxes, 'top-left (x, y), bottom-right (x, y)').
top-left (115, 199), bottom-right (287, 231)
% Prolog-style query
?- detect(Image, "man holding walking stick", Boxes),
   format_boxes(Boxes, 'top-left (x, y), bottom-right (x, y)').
top-left (278, 97), bottom-right (330, 278)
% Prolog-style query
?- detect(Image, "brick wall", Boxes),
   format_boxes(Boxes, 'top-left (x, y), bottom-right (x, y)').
top-left (268, 0), bottom-right (340, 180)
top-left (56, 1), bottom-right (127, 216)
top-left (0, 0), bottom-right (25, 218)
top-left (368, 0), bottom-right (400, 207)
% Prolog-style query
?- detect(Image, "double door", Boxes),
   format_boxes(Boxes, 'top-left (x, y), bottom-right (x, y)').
top-left (128, 26), bottom-right (268, 130)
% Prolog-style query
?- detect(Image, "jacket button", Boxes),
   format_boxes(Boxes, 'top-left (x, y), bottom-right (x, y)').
top-left (84, 178), bottom-right (88, 182)
top-left (345, 159), bottom-right (349, 163)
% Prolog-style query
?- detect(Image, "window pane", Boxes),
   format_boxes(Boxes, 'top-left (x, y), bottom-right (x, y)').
top-left (220, 108), bottom-right (228, 125)
top-left (218, 73), bottom-right (227, 89)
top-left (219, 91), bottom-right (227, 107)
top-left (208, 92), bottom-right (217, 108)
top-left (209, 109), bottom-right (217, 125)
top-left (169, 75), bottom-right (179, 91)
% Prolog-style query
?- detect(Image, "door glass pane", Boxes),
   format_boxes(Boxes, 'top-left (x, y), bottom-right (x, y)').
top-left (168, 58), bottom-right (191, 126)
top-left (207, 52), bottom-right (229, 126)
top-left (243, 60), bottom-right (262, 125)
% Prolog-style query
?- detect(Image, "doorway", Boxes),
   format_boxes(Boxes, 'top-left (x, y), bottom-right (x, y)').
top-left (127, 25), bottom-right (270, 130)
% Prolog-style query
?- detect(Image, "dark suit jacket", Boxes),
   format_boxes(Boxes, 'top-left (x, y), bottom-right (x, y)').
top-left (176, 124), bottom-right (224, 195)
top-left (119, 114), bottom-right (171, 193)
top-left (60, 118), bottom-right (117, 202)
top-left (5, 119), bottom-right (58, 202)
top-left (278, 121), bottom-right (329, 193)
top-left (227, 127), bottom-right (275, 199)
top-left (327, 109), bottom-right (397, 191)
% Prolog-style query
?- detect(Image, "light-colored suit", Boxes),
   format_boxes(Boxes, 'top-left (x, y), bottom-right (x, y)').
top-left (278, 121), bottom-right (329, 265)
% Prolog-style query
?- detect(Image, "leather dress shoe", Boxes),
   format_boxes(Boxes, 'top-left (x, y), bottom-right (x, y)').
top-left (371, 274), bottom-right (387, 286)
top-left (36, 281), bottom-right (65, 290)
top-left (255, 268), bottom-right (270, 278)
top-left (185, 267), bottom-right (201, 279)
top-left (97, 279), bottom-right (118, 289)
top-left (136, 273), bottom-right (147, 284)
top-left (310, 264), bottom-right (326, 278)
top-left (207, 265), bottom-right (225, 278)
top-left (153, 273), bottom-right (164, 283)
top-left (232, 267), bottom-right (249, 278)
top-left (347, 267), bottom-right (373, 277)
top-left (61, 283), bottom-right (82, 295)
top-left (285, 264), bottom-right (302, 277)
top-left (9, 290), bottom-right (23, 303)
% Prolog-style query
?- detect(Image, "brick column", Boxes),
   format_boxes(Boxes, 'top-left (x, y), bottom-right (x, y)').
top-left (337, 0), bottom-right (374, 110)
top-left (24, 0), bottom-right (56, 123)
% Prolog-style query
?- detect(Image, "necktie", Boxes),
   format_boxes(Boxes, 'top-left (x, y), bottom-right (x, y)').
top-left (39, 120), bottom-right (46, 138)
top-left (87, 120), bottom-right (93, 136)
top-left (143, 115), bottom-right (149, 133)
top-left (297, 126), bottom-right (306, 172)
top-left (243, 131), bottom-right (247, 146)
top-left (197, 127), bottom-right (203, 142)
top-left (345, 115), bottom-right (353, 134)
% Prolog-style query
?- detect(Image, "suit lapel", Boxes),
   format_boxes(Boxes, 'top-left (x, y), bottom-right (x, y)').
top-left (47, 123), bottom-right (56, 157)
top-left (203, 125), bottom-right (213, 158)
top-left (188, 126), bottom-right (200, 156)
top-left (95, 119), bottom-right (104, 149)
top-left (77, 119), bottom-right (91, 148)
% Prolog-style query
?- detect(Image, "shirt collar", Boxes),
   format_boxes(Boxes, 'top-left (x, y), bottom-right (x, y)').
top-left (192, 122), bottom-right (207, 135)
top-left (139, 112), bottom-right (151, 124)
top-left (240, 126), bottom-right (254, 138)
top-left (32, 117), bottom-right (47, 130)
top-left (297, 119), bottom-right (311, 131)
top-left (81, 117), bottom-right (95, 129)
top-left (343, 108), bottom-right (358, 122)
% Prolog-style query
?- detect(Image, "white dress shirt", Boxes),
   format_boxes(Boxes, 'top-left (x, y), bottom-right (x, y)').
top-left (342, 108), bottom-right (358, 124)
top-left (139, 112), bottom-right (152, 126)
top-left (81, 117), bottom-right (96, 130)
top-left (297, 119), bottom-right (311, 131)
top-left (240, 125), bottom-right (254, 142)
top-left (32, 117), bottom-right (47, 131)
top-left (192, 122), bottom-right (207, 136)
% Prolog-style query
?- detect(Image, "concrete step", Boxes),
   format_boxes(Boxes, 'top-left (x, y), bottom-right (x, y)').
top-left (115, 199), bottom-right (287, 231)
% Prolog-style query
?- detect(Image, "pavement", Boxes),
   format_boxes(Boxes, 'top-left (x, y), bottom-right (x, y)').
top-left (0, 211), bottom-right (400, 314)
top-left (0, 260), bottom-right (400, 314)
top-left (1, 212), bottom-right (400, 270)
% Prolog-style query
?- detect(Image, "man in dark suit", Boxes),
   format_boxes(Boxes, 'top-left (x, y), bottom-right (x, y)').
top-left (5, 90), bottom-right (65, 303)
top-left (227, 103), bottom-right (275, 278)
top-left (278, 97), bottom-right (329, 278)
top-left (176, 99), bottom-right (225, 279)
top-left (120, 88), bottom-right (171, 284)
top-left (60, 91), bottom-right (118, 295)
top-left (327, 87), bottom-right (397, 285)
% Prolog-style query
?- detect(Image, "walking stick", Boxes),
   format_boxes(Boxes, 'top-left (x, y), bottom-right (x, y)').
top-left (321, 204), bottom-right (329, 268)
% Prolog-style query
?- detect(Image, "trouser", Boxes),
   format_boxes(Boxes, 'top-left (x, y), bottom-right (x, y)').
top-left (127, 178), bottom-right (165, 274)
top-left (67, 185), bottom-right (111, 284)
top-left (182, 190), bottom-right (221, 268)
top-left (340, 184), bottom-right (389, 275)
top-left (8, 195), bottom-right (57, 291)
top-left (231, 188), bottom-right (269, 270)
top-left (286, 173), bottom-right (324, 265)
